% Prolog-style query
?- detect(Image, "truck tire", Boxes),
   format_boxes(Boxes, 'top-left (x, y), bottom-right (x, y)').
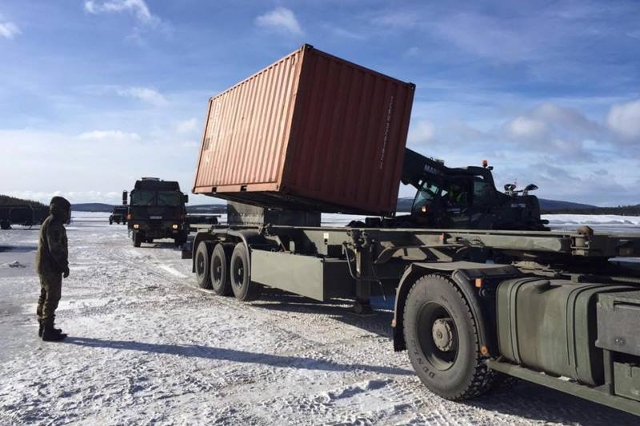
top-left (133, 232), bottom-right (142, 247)
top-left (210, 243), bottom-right (233, 296)
top-left (230, 243), bottom-right (259, 301)
top-left (403, 274), bottom-right (494, 400)
top-left (195, 242), bottom-right (211, 289)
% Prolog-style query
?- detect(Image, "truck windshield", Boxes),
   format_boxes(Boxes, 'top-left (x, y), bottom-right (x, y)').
top-left (131, 190), bottom-right (155, 206)
top-left (131, 190), bottom-right (183, 206)
top-left (157, 191), bottom-right (183, 206)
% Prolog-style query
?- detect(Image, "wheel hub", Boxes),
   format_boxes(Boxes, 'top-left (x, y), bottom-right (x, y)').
top-left (432, 318), bottom-right (455, 352)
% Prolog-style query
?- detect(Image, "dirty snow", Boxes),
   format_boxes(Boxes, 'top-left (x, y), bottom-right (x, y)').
top-left (0, 212), bottom-right (638, 425)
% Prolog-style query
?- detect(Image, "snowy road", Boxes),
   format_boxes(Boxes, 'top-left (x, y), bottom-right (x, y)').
top-left (0, 214), bottom-right (637, 425)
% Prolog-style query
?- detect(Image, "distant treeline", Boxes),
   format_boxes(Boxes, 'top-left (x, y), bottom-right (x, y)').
top-left (0, 194), bottom-right (46, 207)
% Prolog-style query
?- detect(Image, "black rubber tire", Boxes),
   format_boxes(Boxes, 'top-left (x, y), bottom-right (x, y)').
top-left (210, 243), bottom-right (233, 296)
top-left (133, 232), bottom-right (142, 247)
top-left (195, 242), bottom-right (211, 289)
top-left (230, 243), bottom-right (259, 301)
top-left (403, 274), bottom-right (494, 400)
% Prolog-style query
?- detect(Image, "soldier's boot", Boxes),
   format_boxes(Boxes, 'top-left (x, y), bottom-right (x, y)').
top-left (42, 325), bottom-right (67, 342)
top-left (38, 321), bottom-right (62, 337)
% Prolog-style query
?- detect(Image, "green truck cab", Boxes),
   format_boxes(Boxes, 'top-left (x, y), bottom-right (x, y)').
top-left (109, 205), bottom-right (128, 225)
top-left (126, 178), bottom-right (189, 247)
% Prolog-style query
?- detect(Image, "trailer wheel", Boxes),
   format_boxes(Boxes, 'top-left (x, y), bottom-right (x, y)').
top-left (211, 243), bottom-right (233, 296)
top-left (403, 274), bottom-right (494, 400)
top-left (133, 232), bottom-right (142, 247)
top-left (195, 242), bottom-right (211, 289)
top-left (230, 243), bottom-right (259, 301)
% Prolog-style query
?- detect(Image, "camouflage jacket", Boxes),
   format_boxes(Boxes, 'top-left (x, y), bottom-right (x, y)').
top-left (36, 215), bottom-right (68, 275)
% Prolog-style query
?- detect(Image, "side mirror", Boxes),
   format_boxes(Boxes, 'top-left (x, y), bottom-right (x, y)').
top-left (184, 194), bottom-right (189, 204)
top-left (522, 183), bottom-right (538, 196)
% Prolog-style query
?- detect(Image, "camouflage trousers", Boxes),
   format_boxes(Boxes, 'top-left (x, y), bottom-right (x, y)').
top-left (36, 273), bottom-right (62, 327)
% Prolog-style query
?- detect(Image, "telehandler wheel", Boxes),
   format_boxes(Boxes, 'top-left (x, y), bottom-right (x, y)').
top-left (133, 232), bottom-right (142, 247)
top-left (403, 274), bottom-right (494, 401)
top-left (195, 242), bottom-right (211, 289)
top-left (210, 243), bottom-right (233, 296)
top-left (230, 243), bottom-right (259, 302)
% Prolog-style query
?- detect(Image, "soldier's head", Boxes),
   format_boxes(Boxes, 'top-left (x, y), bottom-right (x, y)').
top-left (50, 196), bottom-right (71, 223)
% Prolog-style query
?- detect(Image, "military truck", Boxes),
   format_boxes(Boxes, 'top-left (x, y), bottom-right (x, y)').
top-left (185, 45), bottom-right (640, 416)
top-left (0, 204), bottom-right (38, 229)
top-left (109, 205), bottom-right (128, 225)
top-left (126, 178), bottom-right (189, 247)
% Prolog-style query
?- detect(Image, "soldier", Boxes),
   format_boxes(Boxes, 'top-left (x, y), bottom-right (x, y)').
top-left (35, 196), bottom-right (71, 341)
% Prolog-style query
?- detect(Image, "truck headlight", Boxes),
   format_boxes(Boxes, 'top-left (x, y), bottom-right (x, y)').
top-left (172, 224), bottom-right (179, 230)
top-left (133, 224), bottom-right (139, 229)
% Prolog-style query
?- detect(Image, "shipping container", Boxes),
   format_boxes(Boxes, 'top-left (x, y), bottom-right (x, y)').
top-left (192, 44), bottom-right (415, 216)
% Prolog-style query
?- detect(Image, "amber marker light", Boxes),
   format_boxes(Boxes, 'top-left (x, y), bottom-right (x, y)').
top-left (475, 278), bottom-right (483, 288)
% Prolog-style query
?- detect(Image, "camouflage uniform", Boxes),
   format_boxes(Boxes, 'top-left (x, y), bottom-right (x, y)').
top-left (35, 196), bottom-right (71, 341)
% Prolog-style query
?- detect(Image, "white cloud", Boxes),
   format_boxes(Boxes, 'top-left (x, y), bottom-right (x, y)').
top-left (325, 25), bottom-right (366, 40)
top-left (176, 118), bottom-right (198, 134)
top-left (371, 11), bottom-right (419, 29)
top-left (255, 7), bottom-right (303, 36)
top-left (407, 119), bottom-right (435, 145)
top-left (78, 130), bottom-right (141, 142)
top-left (84, 0), bottom-right (158, 25)
top-left (116, 87), bottom-right (168, 106)
top-left (506, 116), bottom-right (549, 141)
top-left (432, 13), bottom-right (535, 62)
top-left (404, 47), bottom-right (420, 58)
top-left (530, 103), bottom-right (601, 136)
top-left (0, 20), bottom-right (20, 39)
top-left (606, 99), bottom-right (640, 142)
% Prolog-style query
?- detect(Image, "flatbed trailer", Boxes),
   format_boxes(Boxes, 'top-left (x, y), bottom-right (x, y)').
top-left (187, 221), bottom-right (640, 416)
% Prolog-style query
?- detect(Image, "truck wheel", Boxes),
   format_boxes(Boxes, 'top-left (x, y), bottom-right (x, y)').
top-left (195, 242), bottom-right (211, 289)
top-left (133, 232), bottom-right (142, 247)
top-left (230, 243), bottom-right (259, 301)
top-left (403, 274), bottom-right (494, 400)
top-left (210, 243), bottom-right (233, 296)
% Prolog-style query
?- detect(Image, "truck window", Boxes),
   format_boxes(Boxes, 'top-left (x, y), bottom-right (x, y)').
top-left (473, 177), bottom-right (495, 207)
top-left (412, 182), bottom-right (441, 213)
top-left (131, 190), bottom-right (155, 206)
top-left (157, 191), bottom-right (182, 206)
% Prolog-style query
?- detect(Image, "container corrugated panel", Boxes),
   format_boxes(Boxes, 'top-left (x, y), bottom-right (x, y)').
top-left (193, 44), bottom-right (415, 216)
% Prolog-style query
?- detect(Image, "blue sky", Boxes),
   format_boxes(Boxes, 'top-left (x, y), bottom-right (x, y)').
top-left (1, 0), bottom-right (639, 207)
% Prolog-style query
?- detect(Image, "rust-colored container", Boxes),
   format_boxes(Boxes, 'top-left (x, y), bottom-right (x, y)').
top-left (193, 44), bottom-right (415, 215)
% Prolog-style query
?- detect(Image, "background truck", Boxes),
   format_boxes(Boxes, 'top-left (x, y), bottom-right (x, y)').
top-left (186, 44), bottom-right (640, 416)
top-left (126, 178), bottom-right (189, 247)
top-left (109, 205), bottom-right (128, 225)
top-left (0, 204), bottom-right (48, 229)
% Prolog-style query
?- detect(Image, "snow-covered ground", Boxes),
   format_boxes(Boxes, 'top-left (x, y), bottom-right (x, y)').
top-left (1, 213), bottom-right (638, 425)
